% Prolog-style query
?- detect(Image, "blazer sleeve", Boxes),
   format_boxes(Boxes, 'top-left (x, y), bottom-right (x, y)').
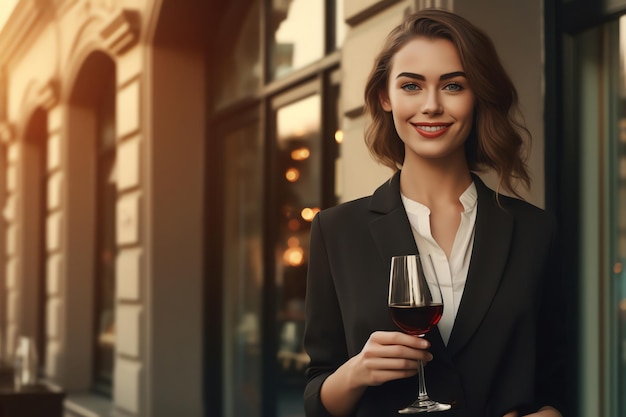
top-left (303, 213), bottom-right (350, 417)
top-left (533, 214), bottom-right (569, 414)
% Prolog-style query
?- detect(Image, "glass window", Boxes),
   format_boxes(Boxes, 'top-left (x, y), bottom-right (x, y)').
top-left (270, 0), bottom-right (324, 79)
top-left (565, 15), bottom-right (626, 416)
top-left (94, 75), bottom-right (116, 394)
top-left (220, 114), bottom-right (264, 417)
top-left (273, 94), bottom-right (321, 416)
top-left (614, 16), bottom-right (626, 416)
top-left (23, 108), bottom-right (48, 373)
top-left (214, 0), bottom-right (261, 110)
top-left (210, 2), bottom-right (342, 416)
top-left (335, 0), bottom-right (347, 49)
top-left (37, 113), bottom-right (48, 373)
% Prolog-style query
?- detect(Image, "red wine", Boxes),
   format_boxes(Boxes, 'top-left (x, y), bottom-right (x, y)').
top-left (389, 303), bottom-right (443, 336)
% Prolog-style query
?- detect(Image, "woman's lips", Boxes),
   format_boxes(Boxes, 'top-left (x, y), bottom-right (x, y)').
top-left (412, 123), bottom-right (451, 138)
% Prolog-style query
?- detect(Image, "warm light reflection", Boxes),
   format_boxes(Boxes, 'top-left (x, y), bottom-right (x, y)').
top-left (615, 262), bottom-right (624, 274)
top-left (291, 147), bottom-right (310, 161)
top-left (301, 207), bottom-right (320, 221)
top-left (285, 168), bottom-right (300, 182)
top-left (621, 298), bottom-right (626, 312)
top-left (334, 129), bottom-right (344, 143)
top-left (284, 237), bottom-right (304, 266)
top-left (292, 128), bottom-right (306, 137)
top-left (283, 247), bottom-right (304, 266)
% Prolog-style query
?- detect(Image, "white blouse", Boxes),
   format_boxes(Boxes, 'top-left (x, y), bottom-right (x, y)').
top-left (401, 182), bottom-right (478, 345)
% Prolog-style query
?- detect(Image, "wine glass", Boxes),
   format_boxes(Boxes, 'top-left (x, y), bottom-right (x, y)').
top-left (388, 254), bottom-right (451, 414)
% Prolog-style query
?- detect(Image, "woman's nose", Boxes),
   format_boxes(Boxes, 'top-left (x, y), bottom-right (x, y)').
top-left (421, 90), bottom-right (443, 115)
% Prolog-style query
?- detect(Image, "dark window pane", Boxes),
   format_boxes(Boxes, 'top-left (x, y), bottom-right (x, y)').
top-left (616, 15), bottom-right (626, 417)
top-left (222, 119), bottom-right (264, 417)
top-left (94, 76), bottom-right (116, 394)
top-left (274, 94), bottom-right (321, 416)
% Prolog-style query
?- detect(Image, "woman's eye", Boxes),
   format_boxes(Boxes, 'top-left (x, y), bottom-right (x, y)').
top-left (444, 83), bottom-right (463, 92)
top-left (401, 83), bottom-right (420, 92)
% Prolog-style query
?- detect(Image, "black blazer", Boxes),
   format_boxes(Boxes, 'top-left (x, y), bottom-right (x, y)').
top-left (304, 172), bottom-right (567, 417)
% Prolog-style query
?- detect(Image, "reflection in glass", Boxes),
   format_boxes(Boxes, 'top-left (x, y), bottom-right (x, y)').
top-left (214, 0), bottom-right (261, 110)
top-left (270, 0), bottom-right (324, 79)
top-left (222, 121), bottom-right (263, 417)
top-left (335, 0), bottom-right (347, 49)
top-left (94, 75), bottom-right (116, 395)
top-left (617, 16), bottom-right (626, 416)
top-left (275, 94), bottom-right (321, 415)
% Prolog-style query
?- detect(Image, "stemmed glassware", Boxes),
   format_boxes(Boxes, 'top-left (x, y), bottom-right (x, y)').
top-left (388, 254), bottom-right (451, 413)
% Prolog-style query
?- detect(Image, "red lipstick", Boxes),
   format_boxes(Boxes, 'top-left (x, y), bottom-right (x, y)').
top-left (412, 123), bottom-right (451, 138)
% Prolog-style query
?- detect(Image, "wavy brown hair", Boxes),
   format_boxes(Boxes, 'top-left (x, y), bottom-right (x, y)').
top-left (364, 8), bottom-right (531, 197)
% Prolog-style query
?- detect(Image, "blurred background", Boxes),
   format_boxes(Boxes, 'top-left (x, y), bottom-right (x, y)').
top-left (0, 0), bottom-right (624, 416)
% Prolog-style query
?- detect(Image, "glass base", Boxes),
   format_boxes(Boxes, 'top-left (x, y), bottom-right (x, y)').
top-left (398, 398), bottom-right (452, 414)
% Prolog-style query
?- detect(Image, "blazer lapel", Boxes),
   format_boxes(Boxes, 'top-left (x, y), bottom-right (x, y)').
top-left (367, 172), bottom-right (452, 364)
top-left (367, 172), bottom-right (417, 262)
top-left (446, 175), bottom-right (514, 357)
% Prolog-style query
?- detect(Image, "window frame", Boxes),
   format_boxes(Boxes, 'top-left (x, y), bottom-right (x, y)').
top-left (206, 1), bottom-right (343, 416)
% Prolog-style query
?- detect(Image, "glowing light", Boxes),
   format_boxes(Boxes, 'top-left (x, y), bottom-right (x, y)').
top-left (334, 129), bottom-right (344, 143)
top-left (283, 237), bottom-right (304, 266)
top-left (291, 147), bottom-right (310, 161)
top-left (614, 262), bottom-right (623, 274)
top-left (285, 168), bottom-right (300, 182)
top-left (301, 207), bottom-right (320, 221)
top-left (283, 246), bottom-right (304, 266)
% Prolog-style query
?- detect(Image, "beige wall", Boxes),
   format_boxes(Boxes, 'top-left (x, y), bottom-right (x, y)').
top-left (0, 1), bottom-right (205, 416)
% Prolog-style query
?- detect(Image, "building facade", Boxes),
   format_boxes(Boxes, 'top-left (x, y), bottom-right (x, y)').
top-left (0, 0), bottom-right (623, 416)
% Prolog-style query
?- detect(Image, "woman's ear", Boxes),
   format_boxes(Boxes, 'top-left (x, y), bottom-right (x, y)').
top-left (379, 90), bottom-right (392, 112)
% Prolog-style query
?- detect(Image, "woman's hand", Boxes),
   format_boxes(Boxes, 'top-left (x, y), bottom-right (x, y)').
top-left (346, 330), bottom-right (432, 387)
top-left (320, 330), bottom-right (432, 417)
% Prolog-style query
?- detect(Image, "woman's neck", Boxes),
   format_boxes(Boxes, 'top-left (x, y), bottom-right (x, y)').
top-left (399, 157), bottom-right (472, 209)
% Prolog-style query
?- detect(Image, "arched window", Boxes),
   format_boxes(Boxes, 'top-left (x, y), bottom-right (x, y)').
top-left (66, 50), bottom-right (117, 395)
top-left (93, 73), bottom-right (116, 395)
top-left (22, 107), bottom-right (48, 373)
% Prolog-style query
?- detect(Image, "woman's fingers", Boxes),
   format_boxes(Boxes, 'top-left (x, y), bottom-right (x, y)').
top-left (365, 331), bottom-right (432, 360)
top-left (370, 330), bottom-right (431, 348)
top-left (349, 331), bottom-right (434, 386)
top-left (362, 342), bottom-right (433, 362)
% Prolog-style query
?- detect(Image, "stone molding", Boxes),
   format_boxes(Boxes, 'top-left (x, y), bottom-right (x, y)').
top-left (100, 9), bottom-right (140, 56)
top-left (38, 79), bottom-right (60, 111)
top-left (0, 0), bottom-right (45, 64)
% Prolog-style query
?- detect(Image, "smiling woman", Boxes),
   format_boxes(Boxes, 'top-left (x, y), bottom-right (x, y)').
top-left (304, 8), bottom-right (567, 417)
top-left (364, 12), bottom-right (530, 199)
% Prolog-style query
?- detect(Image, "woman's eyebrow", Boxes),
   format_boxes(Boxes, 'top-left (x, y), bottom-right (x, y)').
top-left (395, 71), bottom-right (466, 80)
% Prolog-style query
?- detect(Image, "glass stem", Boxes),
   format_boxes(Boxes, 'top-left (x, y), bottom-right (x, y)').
top-left (417, 360), bottom-right (428, 400)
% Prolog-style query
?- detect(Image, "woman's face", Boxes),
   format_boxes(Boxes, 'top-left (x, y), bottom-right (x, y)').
top-left (380, 36), bottom-right (475, 166)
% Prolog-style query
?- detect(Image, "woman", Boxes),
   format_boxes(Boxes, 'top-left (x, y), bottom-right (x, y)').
top-left (303, 8), bottom-right (567, 417)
